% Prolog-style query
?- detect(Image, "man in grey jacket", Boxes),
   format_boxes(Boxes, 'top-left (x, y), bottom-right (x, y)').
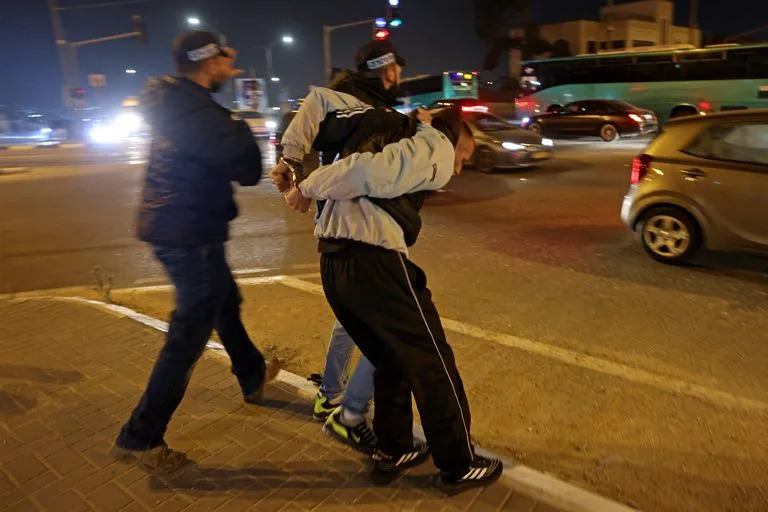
top-left (283, 87), bottom-right (504, 495)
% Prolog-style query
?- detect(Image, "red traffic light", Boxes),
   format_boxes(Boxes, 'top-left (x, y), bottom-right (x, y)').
top-left (374, 29), bottom-right (390, 40)
top-left (69, 87), bottom-right (86, 99)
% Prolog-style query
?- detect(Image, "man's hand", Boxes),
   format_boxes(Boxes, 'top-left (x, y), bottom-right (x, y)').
top-left (416, 108), bottom-right (432, 125)
top-left (284, 186), bottom-right (311, 213)
top-left (270, 161), bottom-right (292, 192)
top-left (221, 47), bottom-right (244, 79)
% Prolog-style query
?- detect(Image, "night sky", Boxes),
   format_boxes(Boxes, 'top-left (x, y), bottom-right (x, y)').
top-left (0, 0), bottom-right (764, 112)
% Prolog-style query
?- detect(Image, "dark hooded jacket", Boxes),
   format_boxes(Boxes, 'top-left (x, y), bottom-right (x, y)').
top-left (137, 76), bottom-right (262, 246)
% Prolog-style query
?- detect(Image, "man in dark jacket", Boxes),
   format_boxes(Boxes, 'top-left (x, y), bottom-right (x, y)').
top-left (112, 31), bottom-right (274, 475)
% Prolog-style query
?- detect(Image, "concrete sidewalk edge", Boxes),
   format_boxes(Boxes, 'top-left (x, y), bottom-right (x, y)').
top-left (0, 142), bottom-right (85, 151)
top-left (25, 295), bottom-right (640, 512)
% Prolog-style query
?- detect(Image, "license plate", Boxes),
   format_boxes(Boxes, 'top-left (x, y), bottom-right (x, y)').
top-left (531, 151), bottom-right (549, 160)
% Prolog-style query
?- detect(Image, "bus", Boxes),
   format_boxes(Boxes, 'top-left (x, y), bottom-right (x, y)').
top-left (515, 43), bottom-right (768, 124)
top-left (398, 70), bottom-right (479, 111)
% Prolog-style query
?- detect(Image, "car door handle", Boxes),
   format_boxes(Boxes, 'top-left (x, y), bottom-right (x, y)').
top-left (681, 168), bottom-right (708, 178)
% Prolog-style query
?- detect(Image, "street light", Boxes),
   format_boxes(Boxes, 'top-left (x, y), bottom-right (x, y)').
top-left (187, 16), bottom-right (200, 26)
top-left (125, 69), bottom-right (137, 74)
top-left (263, 35), bottom-right (294, 107)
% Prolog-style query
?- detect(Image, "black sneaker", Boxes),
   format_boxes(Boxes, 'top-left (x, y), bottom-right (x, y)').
top-left (437, 455), bottom-right (504, 495)
top-left (370, 439), bottom-right (430, 485)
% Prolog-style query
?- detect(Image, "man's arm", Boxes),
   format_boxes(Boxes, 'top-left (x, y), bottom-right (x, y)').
top-left (280, 87), bottom-right (373, 162)
top-left (297, 123), bottom-right (455, 201)
top-left (173, 104), bottom-right (262, 185)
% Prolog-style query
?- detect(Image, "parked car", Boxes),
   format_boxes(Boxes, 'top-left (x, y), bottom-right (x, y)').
top-left (621, 109), bottom-right (768, 264)
top-left (523, 99), bottom-right (658, 142)
top-left (458, 109), bottom-right (553, 172)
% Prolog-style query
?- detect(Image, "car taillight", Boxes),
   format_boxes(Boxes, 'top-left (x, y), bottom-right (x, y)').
top-left (631, 154), bottom-right (651, 184)
top-left (628, 113), bottom-right (644, 123)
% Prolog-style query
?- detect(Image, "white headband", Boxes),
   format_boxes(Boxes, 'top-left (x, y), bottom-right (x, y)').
top-left (187, 43), bottom-right (220, 62)
top-left (366, 52), bottom-right (396, 70)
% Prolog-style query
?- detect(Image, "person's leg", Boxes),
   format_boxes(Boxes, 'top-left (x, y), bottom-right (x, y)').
top-left (210, 245), bottom-right (269, 399)
top-left (385, 253), bottom-right (504, 492)
top-left (339, 354), bottom-right (375, 417)
top-left (115, 244), bottom-right (223, 469)
top-left (318, 320), bottom-right (354, 402)
top-left (320, 251), bottom-right (416, 459)
top-left (322, 245), bottom-right (474, 474)
top-left (313, 320), bottom-right (355, 420)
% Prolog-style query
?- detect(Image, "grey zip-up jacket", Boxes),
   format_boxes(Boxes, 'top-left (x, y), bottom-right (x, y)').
top-left (283, 88), bottom-right (455, 254)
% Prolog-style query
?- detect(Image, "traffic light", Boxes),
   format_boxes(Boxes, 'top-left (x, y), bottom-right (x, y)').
top-left (374, 28), bottom-right (390, 41)
top-left (69, 87), bottom-right (86, 100)
top-left (387, 0), bottom-right (402, 28)
top-left (132, 15), bottom-right (147, 44)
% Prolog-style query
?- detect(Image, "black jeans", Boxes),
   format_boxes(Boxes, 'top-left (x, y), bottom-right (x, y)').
top-left (116, 243), bottom-right (265, 450)
top-left (320, 242), bottom-right (474, 474)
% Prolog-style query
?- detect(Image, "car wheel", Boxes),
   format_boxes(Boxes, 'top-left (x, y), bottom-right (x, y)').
top-left (528, 122), bottom-right (543, 135)
top-left (638, 207), bottom-right (701, 265)
top-left (600, 123), bottom-right (619, 142)
top-left (473, 146), bottom-right (496, 173)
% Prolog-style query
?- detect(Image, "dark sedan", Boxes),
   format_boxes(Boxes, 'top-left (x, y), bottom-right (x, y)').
top-left (460, 110), bottom-right (553, 172)
top-left (523, 99), bottom-right (658, 142)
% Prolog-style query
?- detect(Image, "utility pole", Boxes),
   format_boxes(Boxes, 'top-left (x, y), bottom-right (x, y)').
top-left (46, 0), bottom-right (146, 109)
top-left (605, 0), bottom-right (614, 52)
top-left (689, 0), bottom-right (699, 46)
top-left (323, 19), bottom-right (376, 84)
top-left (47, 0), bottom-right (76, 105)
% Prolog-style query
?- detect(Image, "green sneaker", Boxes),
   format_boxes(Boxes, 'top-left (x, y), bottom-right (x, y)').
top-left (322, 406), bottom-right (377, 455)
top-left (313, 393), bottom-right (340, 422)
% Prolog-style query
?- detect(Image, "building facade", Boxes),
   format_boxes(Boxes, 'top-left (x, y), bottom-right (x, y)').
top-left (512, 0), bottom-right (701, 56)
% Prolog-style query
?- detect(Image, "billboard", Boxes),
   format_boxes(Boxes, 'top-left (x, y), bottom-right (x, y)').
top-left (235, 78), bottom-right (266, 112)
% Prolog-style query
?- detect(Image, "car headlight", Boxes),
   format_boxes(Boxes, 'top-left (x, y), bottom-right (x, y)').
top-left (265, 120), bottom-right (278, 130)
top-left (40, 127), bottom-right (53, 134)
top-left (115, 113), bottom-right (142, 133)
top-left (502, 142), bottom-right (525, 151)
top-left (521, 117), bottom-right (530, 125)
top-left (541, 138), bottom-right (554, 147)
top-left (89, 125), bottom-right (123, 144)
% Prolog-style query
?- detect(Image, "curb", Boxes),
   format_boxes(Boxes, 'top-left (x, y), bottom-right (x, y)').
top-left (37, 295), bottom-right (638, 512)
top-left (0, 143), bottom-right (85, 151)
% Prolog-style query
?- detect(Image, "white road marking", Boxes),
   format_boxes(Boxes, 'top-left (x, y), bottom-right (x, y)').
top-left (43, 294), bottom-right (636, 512)
top-left (277, 277), bottom-right (768, 413)
top-left (231, 267), bottom-right (271, 275)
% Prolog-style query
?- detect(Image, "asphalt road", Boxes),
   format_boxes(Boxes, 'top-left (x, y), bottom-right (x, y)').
top-left (2, 140), bottom-right (768, 511)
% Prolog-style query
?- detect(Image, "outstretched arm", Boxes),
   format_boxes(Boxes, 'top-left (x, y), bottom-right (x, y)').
top-left (297, 123), bottom-right (455, 201)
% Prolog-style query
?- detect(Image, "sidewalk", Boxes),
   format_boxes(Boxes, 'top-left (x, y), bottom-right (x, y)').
top-left (0, 298), bottom-right (587, 512)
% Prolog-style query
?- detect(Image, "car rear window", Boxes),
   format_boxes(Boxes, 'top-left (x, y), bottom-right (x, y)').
top-left (684, 122), bottom-right (768, 166)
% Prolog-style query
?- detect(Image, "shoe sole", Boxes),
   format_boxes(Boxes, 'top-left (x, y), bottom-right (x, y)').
top-left (322, 423), bottom-right (376, 455)
top-left (435, 463), bottom-right (504, 496)
top-left (110, 446), bottom-right (194, 476)
top-left (312, 411), bottom-right (334, 423)
top-left (371, 447), bottom-right (431, 486)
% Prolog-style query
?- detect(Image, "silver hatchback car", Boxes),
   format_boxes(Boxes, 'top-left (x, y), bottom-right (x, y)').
top-left (622, 109), bottom-right (768, 264)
